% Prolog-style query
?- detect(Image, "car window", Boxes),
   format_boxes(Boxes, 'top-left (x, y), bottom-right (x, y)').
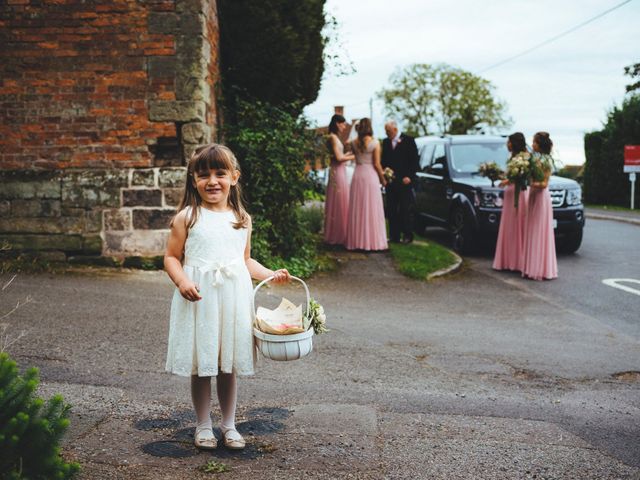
top-left (419, 144), bottom-right (435, 170)
top-left (431, 144), bottom-right (447, 168)
top-left (449, 143), bottom-right (509, 174)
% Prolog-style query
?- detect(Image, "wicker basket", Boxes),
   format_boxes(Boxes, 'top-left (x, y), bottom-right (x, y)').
top-left (253, 276), bottom-right (313, 361)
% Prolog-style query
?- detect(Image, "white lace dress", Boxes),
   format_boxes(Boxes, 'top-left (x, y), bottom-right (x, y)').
top-left (166, 208), bottom-right (255, 377)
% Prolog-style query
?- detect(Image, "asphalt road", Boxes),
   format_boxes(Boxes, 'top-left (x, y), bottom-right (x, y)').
top-left (1, 218), bottom-right (639, 478)
top-left (456, 217), bottom-right (640, 339)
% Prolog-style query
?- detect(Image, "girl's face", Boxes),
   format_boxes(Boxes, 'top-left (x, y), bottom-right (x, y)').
top-left (193, 168), bottom-right (239, 210)
top-left (337, 121), bottom-right (346, 133)
top-left (506, 140), bottom-right (512, 152)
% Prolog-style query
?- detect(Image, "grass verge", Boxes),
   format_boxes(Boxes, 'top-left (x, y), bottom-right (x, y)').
top-left (389, 238), bottom-right (459, 280)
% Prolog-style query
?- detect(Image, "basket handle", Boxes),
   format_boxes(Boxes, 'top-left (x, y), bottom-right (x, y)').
top-left (253, 275), bottom-right (311, 321)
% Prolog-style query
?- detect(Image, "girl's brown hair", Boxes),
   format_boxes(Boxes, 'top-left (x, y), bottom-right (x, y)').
top-left (174, 144), bottom-right (249, 230)
top-left (355, 117), bottom-right (373, 152)
top-left (534, 131), bottom-right (553, 154)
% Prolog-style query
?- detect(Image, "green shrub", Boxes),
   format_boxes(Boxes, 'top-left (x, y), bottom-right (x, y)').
top-left (0, 352), bottom-right (79, 479)
top-left (583, 94), bottom-right (640, 205)
top-left (224, 100), bottom-right (324, 277)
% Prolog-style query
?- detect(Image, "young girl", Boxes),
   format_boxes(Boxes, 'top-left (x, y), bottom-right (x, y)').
top-left (164, 144), bottom-right (290, 450)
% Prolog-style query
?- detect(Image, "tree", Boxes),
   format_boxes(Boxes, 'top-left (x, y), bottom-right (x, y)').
top-left (378, 63), bottom-right (511, 136)
top-left (583, 94), bottom-right (640, 205)
top-left (624, 62), bottom-right (640, 93)
top-left (218, 0), bottom-right (326, 116)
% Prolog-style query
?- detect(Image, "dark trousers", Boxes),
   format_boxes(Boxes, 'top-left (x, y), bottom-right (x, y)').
top-left (386, 183), bottom-right (414, 241)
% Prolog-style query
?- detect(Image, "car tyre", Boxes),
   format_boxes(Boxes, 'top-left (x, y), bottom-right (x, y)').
top-left (558, 229), bottom-right (583, 254)
top-left (449, 206), bottom-right (475, 254)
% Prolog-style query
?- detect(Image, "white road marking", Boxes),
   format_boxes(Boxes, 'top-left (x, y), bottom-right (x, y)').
top-left (602, 278), bottom-right (640, 297)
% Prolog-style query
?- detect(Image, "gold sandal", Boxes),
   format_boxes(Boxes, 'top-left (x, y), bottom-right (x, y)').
top-left (194, 425), bottom-right (217, 450)
top-left (221, 426), bottom-right (245, 450)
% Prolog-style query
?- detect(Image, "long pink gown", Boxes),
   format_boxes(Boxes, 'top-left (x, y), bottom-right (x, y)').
top-left (522, 186), bottom-right (558, 280)
top-left (345, 139), bottom-right (388, 251)
top-left (493, 185), bottom-right (529, 271)
top-left (323, 137), bottom-right (350, 245)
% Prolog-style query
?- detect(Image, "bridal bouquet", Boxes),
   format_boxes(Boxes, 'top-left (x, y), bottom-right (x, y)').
top-left (383, 167), bottom-right (395, 183)
top-left (478, 161), bottom-right (504, 186)
top-left (505, 152), bottom-right (532, 208)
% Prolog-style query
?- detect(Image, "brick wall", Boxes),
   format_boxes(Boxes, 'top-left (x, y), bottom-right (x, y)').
top-left (0, 0), bottom-right (221, 259)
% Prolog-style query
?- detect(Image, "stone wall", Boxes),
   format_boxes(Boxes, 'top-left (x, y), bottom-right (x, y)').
top-left (0, 167), bottom-right (186, 259)
top-left (0, 0), bottom-right (219, 258)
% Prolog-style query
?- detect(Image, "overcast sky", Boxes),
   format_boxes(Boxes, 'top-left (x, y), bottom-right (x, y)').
top-left (303, 0), bottom-right (640, 165)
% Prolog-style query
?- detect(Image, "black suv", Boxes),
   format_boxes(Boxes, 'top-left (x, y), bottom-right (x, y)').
top-left (413, 135), bottom-right (585, 253)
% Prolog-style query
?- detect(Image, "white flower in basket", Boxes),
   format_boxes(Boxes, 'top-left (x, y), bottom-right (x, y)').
top-left (253, 276), bottom-right (316, 361)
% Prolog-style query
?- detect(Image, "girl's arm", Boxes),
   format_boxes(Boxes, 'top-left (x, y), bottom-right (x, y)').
top-left (244, 216), bottom-right (290, 284)
top-left (330, 135), bottom-right (354, 162)
top-left (531, 166), bottom-right (551, 189)
top-left (373, 141), bottom-right (387, 186)
top-left (164, 210), bottom-right (202, 301)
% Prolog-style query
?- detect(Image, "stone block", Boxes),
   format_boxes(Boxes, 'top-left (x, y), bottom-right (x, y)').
top-left (9, 199), bottom-right (61, 217)
top-left (163, 188), bottom-right (183, 207)
top-left (0, 216), bottom-right (85, 234)
top-left (0, 201), bottom-right (9, 216)
top-left (104, 209), bottom-right (132, 231)
top-left (67, 255), bottom-right (121, 267)
top-left (0, 234), bottom-right (83, 251)
top-left (85, 209), bottom-right (103, 233)
top-left (176, 74), bottom-right (210, 101)
top-left (122, 189), bottom-right (163, 207)
top-left (179, 13), bottom-right (205, 35)
top-left (132, 208), bottom-right (175, 229)
top-left (148, 56), bottom-right (178, 79)
top-left (104, 230), bottom-right (169, 256)
top-left (158, 168), bottom-right (187, 188)
top-left (181, 122), bottom-right (211, 144)
top-left (61, 170), bottom-right (128, 208)
top-left (131, 169), bottom-right (156, 187)
top-left (148, 100), bottom-right (206, 122)
top-left (0, 177), bottom-right (61, 199)
top-left (82, 235), bottom-right (103, 254)
top-left (183, 144), bottom-right (198, 163)
top-left (176, 0), bottom-right (208, 14)
top-left (122, 256), bottom-right (164, 270)
top-left (148, 12), bottom-right (179, 34)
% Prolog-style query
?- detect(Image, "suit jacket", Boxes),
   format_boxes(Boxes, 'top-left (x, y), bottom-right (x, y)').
top-left (381, 133), bottom-right (420, 185)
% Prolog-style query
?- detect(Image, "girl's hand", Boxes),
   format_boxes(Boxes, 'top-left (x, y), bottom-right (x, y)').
top-left (178, 280), bottom-right (202, 302)
top-left (499, 179), bottom-right (509, 187)
top-left (271, 269), bottom-right (290, 284)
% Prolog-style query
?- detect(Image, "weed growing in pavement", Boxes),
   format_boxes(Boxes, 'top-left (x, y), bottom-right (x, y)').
top-left (200, 460), bottom-right (230, 474)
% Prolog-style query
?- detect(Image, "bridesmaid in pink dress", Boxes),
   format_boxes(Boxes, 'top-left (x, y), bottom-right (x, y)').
top-left (522, 132), bottom-right (558, 280)
top-left (493, 132), bottom-right (529, 271)
top-left (324, 114), bottom-right (354, 245)
top-left (345, 118), bottom-right (388, 251)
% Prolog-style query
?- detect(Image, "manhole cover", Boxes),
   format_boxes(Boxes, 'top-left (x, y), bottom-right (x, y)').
top-left (134, 418), bottom-right (181, 431)
top-left (246, 407), bottom-right (291, 421)
top-left (612, 371), bottom-right (640, 382)
top-left (141, 440), bottom-right (198, 458)
top-left (238, 419), bottom-right (284, 435)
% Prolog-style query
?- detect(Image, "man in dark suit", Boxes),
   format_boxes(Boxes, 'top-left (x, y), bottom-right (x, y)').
top-left (382, 120), bottom-right (420, 243)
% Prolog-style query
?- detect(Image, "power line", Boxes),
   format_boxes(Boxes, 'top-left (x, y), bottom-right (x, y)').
top-left (478, 0), bottom-right (634, 73)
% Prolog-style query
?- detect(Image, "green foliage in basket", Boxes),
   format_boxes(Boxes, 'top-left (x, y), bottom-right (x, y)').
top-left (0, 352), bottom-right (80, 479)
top-left (308, 299), bottom-right (328, 335)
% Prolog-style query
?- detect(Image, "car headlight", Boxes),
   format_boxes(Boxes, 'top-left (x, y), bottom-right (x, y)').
top-left (566, 188), bottom-right (582, 206)
top-left (478, 189), bottom-right (503, 208)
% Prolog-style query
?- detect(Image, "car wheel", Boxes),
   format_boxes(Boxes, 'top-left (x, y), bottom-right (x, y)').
top-left (449, 206), bottom-right (475, 254)
top-left (558, 229), bottom-right (583, 254)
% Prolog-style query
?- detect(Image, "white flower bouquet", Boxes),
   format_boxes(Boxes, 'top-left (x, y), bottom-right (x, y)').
top-left (306, 298), bottom-right (328, 335)
top-left (505, 152), bottom-right (532, 208)
top-left (383, 167), bottom-right (395, 183)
